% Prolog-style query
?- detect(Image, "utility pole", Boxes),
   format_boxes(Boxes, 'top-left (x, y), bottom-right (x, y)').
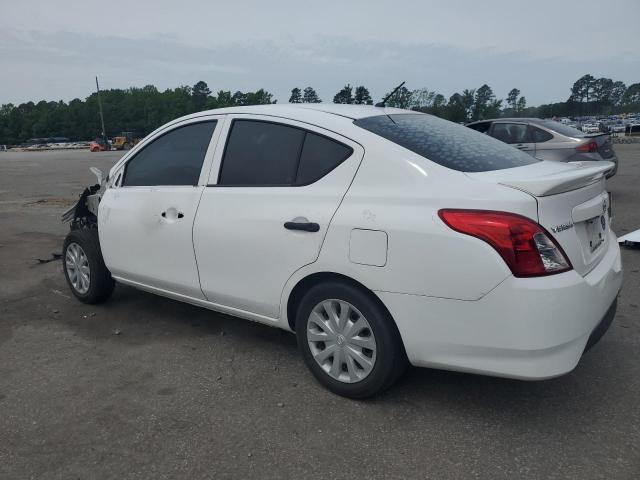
top-left (95, 76), bottom-right (108, 147)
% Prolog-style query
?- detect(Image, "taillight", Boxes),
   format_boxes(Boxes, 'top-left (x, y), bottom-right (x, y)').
top-left (576, 140), bottom-right (598, 153)
top-left (438, 209), bottom-right (572, 277)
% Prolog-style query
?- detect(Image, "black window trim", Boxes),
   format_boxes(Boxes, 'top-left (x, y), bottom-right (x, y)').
top-left (210, 118), bottom-right (354, 188)
top-left (121, 119), bottom-right (218, 188)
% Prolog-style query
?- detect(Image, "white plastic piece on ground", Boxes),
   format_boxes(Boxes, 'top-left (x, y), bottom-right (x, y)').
top-left (618, 228), bottom-right (640, 245)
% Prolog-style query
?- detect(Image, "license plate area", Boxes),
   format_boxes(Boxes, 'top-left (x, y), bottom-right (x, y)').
top-left (583, 215), bottom-right (607, 255)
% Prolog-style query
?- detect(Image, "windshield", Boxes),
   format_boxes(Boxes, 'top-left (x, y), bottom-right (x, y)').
top-left (354, 113), bottom-right (539, 172)
top-left (539, 121), bottom-right (585, 138)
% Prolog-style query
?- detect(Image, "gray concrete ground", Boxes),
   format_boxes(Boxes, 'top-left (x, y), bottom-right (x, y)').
top-left (1, 147), bottom-right (639, 480)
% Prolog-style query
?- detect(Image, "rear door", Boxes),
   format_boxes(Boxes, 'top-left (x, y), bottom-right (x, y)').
top-left (193, 115), bottom-right (364, 319)
top-left (490, 122), bottom-right (536, 156)
top-left (99, 118), bottom-right (222, 298)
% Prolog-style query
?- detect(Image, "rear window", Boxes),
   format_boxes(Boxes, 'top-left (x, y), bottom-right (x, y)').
top-left (539, 121), bottom-right (584, 138)
top-left (354, 114), bottom-right (539, 172)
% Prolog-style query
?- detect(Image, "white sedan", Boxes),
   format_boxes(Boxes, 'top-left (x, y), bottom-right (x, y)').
top-left (61, 104), bottom-right (622, 398)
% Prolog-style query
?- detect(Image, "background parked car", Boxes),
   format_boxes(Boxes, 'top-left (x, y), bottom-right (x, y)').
top-left (466, 118), bottom-right (618, 177)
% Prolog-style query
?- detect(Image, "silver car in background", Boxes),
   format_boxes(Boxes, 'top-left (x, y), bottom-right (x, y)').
top-left (467, 118), bottom-right (618, 177)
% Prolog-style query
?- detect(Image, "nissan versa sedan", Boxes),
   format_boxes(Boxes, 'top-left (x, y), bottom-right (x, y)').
top-left (466, 118), bottom-right (618, 177)
top-left (61, 104), bottom-right (622, 398)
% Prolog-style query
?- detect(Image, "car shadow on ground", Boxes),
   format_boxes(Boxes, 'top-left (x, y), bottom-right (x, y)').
top-left (36, 274), bottom-right (629, 426)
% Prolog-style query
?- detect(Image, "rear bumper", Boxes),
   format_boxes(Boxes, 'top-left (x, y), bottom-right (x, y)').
top-left (376, 231), bottom-right (623, 380)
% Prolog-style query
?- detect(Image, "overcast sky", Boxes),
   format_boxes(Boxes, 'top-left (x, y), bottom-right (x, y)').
top-left (1, 0), bottom-right (638, 106)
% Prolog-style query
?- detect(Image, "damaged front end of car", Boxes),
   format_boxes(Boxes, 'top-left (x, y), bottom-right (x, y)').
top-left (61, 167), bottom-right (105, 230)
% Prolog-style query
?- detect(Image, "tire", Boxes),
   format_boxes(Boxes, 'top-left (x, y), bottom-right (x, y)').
top-left (63, 229), bottom-right (115, 304)
top-left (295, 281), bottom-right (408, 399)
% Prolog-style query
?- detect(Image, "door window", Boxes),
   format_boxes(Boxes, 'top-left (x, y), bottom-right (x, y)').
top-left (123, 121), bottom-right (217, 186)
top-left (218, 120), bottom-right (352, 186)
top-left (491, 123), bottom-right (531, 144)
top-left (219, 120), bottom-right (305, 186)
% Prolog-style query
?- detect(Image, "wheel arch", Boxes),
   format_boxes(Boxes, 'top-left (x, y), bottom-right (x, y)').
top-left (285, 271), bottom-right (399, 337)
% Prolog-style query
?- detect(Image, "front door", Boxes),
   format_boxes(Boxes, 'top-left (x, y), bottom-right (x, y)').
top-left (99, 118), bottom-right (221, 298)
top-left (193, 115), bottom-right (364, 319)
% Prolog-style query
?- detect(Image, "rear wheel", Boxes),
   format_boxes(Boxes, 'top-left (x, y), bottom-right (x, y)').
top-left (63, 229), bottom-right (114, 304)
top-left (295, 281), bottom-right (407, 398)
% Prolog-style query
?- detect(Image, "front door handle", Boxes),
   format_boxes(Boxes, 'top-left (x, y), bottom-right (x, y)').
top-left (284, 221), bottom-right (320, 232)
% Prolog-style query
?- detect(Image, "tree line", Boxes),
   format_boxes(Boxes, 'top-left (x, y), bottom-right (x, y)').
top-left (1, 75), bottom-right (638, 145)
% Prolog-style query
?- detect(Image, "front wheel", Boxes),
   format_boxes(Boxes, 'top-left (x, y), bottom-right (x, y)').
top-left (295, 281), bottom-right (407, 398)
top-left (63, 229), bottom-right (114, 304)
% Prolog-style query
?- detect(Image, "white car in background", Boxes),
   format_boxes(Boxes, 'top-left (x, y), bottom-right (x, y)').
top-left (582, 124), bottom-right (600, 133)
top-left (61, 104), bottom-right (622, 398)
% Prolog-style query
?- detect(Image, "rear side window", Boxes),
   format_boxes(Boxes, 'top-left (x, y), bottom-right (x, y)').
top-left (491, 123), bottom-right (530, 144)
top-left (219, 120), bottom-right (352, 186)
top-left (219, 120), bottom-right (305, 185)
top-left (354, 114), bottom-right (538, 172)
top-left (124, 121), bottom-right (216, 186)
top-left (296, 133), bottom-right (352, 185)
top-left (531, 126), bottom-right (553, 143)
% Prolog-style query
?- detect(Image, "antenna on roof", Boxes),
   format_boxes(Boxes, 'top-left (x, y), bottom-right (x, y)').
top-left (375, 81), bottom-right (406, 107)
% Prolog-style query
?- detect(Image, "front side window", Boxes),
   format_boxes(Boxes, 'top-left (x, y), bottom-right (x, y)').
top-left (218, 120), bottom-right (352, 186)
top-left (123, 121), bottom-right (217, 186)
top-left (354, 114), bottom-right (538, 172)
top-left (491, 123), bottom-right (530, 144)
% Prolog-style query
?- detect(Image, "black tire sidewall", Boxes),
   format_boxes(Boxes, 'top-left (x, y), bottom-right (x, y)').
top-left (63, 229), bottom-right (114, 304)
top-left (295, 281), bottom-right (406, 399)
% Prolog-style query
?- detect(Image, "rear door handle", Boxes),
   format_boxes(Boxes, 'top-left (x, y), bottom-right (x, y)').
top-left (284, 221), bottom-right (320, 232)
top-left (161, 210), bottom-right (184, 219)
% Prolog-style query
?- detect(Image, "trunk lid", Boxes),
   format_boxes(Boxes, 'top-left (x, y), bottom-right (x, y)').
top-left (583, 133), bottom-right (615, 159)
top-left (466, 161), bottom-right (613, 276)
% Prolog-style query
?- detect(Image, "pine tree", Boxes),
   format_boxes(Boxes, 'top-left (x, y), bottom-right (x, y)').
top-left (302, 87), bottom-right (321, 103)
top-left (333, 84), bottom-right (354, 104)
top-left (354, 86), bottom-right (372, 105)
top-left (289, 88), bottom-right (302, 103)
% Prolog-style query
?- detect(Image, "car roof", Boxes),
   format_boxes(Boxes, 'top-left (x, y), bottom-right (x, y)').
top-left (176, 103), bottom-right (414, 121)
top-left (467, 118), bottom-right (543, 124)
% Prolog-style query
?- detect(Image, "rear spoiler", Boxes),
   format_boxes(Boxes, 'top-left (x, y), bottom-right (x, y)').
top-left (498, 162), bottom-right (614, 197)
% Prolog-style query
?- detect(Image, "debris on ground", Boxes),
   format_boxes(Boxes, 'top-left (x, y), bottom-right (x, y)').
top-left (35, 253), bottom-right (62, 264)
top-left (113, 329), bottom-right (122, 335)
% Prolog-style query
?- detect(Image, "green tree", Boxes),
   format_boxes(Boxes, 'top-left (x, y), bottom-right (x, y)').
top-left (192, 81), bottom-right (211, 110)
top-left (354, 86), bottom-right (372, 105)
top-left (569, 74), bottom-right (596, 103)
top-left (516, 96), bottom-right (527, 114)
top-left (446, 93), bottom-right (469, 123)
top-left (623, 83), bottom-right (640, 106)
top-left (302, 87), bottom-right (321, 103)
top-left (333, 84), bottom-right (354, 104)
top-left (506, 88), bottom-right (520, 111)
top-left (384, 86), bottom-right (412, 109)
top-left (610, 81), bottom-right (627, 106)
top-left (289, 87), bottom-right (302, 103)
top-left (472, 84), bottom-right (499, 121)
top-left (409, 88), bottom-right (436, 109)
